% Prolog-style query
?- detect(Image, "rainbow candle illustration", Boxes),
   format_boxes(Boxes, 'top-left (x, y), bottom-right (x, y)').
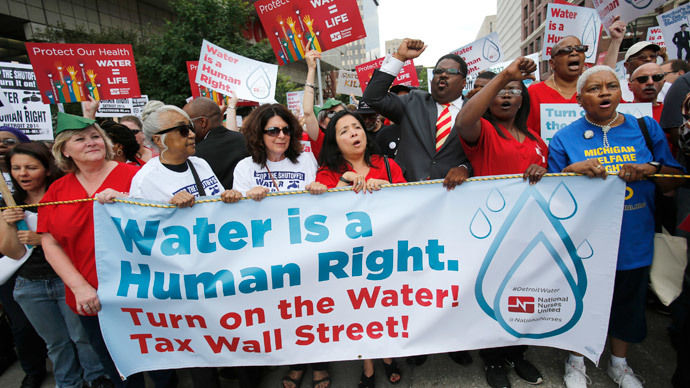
top-left (44, 90), bottom-right (56, 104)
top-left (277, 16), bottom-right (299, 61)
top-left (63, 74), bottom-right (77, 102)
top-left (45, 71), bottom-right (59, 104)
top-left (85, 69), bottom-right (100, 100)
top-left (211, 89), bottom-right (219, 102)
top-left (200, 87), bottom-right (208, 98)
top-left (54, 81), bottom-right (66, 103)
top-left (78, 62), bottom-right (88, 96)
top-left (274, 31), bottom-right (289, 61)
top-left (303, 15), bottom-right (322, 51)
top-left (295, 9), bottom-right (308, 44)
top-left (281, 38), bottom-right (296, 62)
top-left (65, 66), bottom-right (82, 101)
top-left (286, 17), bottom-right (305, 58)
top-left (54, 62), bottom-right (70, 101)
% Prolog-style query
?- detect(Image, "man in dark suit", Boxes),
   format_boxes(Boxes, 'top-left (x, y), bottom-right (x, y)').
top-left (673, 23), bottom-right (690, 61)
top-left (362, 38), bottom-right (471, 189)
top-left (183, 97), bottom-right (249, 189)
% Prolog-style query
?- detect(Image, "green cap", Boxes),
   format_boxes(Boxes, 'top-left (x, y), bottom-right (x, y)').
top-left (55, 112), bottom-right (96, 138)
top-left (314, 98), bottom-right (342, 116)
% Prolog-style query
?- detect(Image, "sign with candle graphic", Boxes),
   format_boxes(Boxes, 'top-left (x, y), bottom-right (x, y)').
top-left (25, 43), bottom-right (141, 104)
top-left (254, 0), bottom-right (367, 65)
top-left (450, 33), bottom-right (504, 77)
top-left (542, 3), bottom-right (601, 64)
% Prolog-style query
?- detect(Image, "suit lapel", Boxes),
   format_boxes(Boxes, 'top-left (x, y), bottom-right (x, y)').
top-left (423, 97), bottom-right (438, 156)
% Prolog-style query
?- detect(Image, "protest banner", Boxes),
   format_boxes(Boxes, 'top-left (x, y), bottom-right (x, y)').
top-left (355, 58), bottom-right (419, 93)
top-left (0, 62), bottom-right (52, 140)
top-left (25, 43), bottom-right (140, 104)
top-left (336, 70), bottom-right (362, 97)
top-left (540, 103), bottom-right (653, 144)
top-left (657, 4), bottom-right (690, 60)
top-left (450, 32), bottom-right (504, 77)
top-left (95, 177), bottom-right (624, 376)
top-left (286, 91), bottom-right (304, 118)
top-left (254, 0), bottom-right (366, 65)
top-left (593, 0), bottom-right (665, 33)
top-left (464, 53), bottom-right (541, 92)
top-left (196, 41), bottom-right (279, 105)
top-left (186, 61), bottom-right (256, 107)
top-left (542, 3), bottom-right (600, 63)
top-left (96, 96), bottom-right (149, 118)
top-left (647, 26), bottom-right (666, 48)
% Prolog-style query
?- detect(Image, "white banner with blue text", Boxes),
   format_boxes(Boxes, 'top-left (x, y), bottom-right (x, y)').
top-left (94, 176), bottom-right (624, 377)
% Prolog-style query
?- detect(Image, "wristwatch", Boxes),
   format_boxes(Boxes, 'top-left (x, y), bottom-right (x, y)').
top-left (648, 161), bottom-right (661, 174)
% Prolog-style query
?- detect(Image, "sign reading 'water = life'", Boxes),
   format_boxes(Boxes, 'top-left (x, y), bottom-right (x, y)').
top-left (0, 62), bottom-right (52, 140)
top-left (542, 3), bottom-right (600, 64)
top-left (94, 177), bottom-right (624, 376)
top-left (450, 32), bottom-right (503, 77)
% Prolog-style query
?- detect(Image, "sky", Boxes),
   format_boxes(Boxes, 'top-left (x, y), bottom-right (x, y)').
top-left (375, 0), bottom-right (498, 67)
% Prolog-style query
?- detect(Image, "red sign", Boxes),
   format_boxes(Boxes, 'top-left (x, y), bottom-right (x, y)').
top-left (355, 58), bottom-right (419, 93)
top-left (254, 0), bottom-right (366, 65)
top-left (25, 43), bottom-right (140, 104)
top-left (186, 61), bottom-right (256, 107)
top-left (507, 296), bottom-right (535, 313)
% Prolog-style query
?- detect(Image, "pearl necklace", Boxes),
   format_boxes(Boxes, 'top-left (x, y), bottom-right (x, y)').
top-left (584, 112), bottom-right (618, 148)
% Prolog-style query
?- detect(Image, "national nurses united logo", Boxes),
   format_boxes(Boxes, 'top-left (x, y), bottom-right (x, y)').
top-left (472, 182), bottom-right (591, 339)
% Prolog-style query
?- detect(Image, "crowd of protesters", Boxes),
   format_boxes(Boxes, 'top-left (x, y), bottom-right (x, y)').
top-left (0, 12), bottom-right (690, 388)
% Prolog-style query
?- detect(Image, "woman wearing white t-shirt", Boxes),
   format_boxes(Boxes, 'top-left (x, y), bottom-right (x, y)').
top-left (130, 102), bottom-right (241, 207)
top-left (233, 103), bottom-right (326, 202)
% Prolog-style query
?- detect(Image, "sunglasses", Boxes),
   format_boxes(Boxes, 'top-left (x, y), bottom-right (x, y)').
top-left (130, 129), bottom-right (141, 134)
top-left (632, 73), bottom-right (665, 83)
top-left (433, 68), bottom-right (464, 77)
top-left (553, 45), bottom-right (589, 56)
top-left (264, 126), bottom-right (291, 136)
top-left (155, 123), bottom-right (195, 137)
top-left (497, 89), bottom-right (522, 97)
top-left (0, 138), bottom-right (19, 146)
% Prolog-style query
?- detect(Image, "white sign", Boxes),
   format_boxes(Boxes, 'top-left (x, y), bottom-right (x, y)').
top-left (286, 91), bottom-right (304, 118)
top-left (465, 53), bottom-right (542, 92)
top-left (450, 32), bottom-right (504, 77)
top-left (657, 4), bottom-right (690, 60)
top-left (543, 3), bottom-right (600, 63)
top-left (0, 62), bottom-right (52, 140)
top-left (593, 0), bottom-right (666, 33)
top-left (95, 177), bottom-right (624, 376)
top-left (647, 26), bottom-right (666, 48)
top-left (196, 40), bottom-right (279, 104)
top-left (336, 70), bottom-right (362, 97)
top-left (540, 103), bottom-right (653, 144)
top-left (96, 95), bottom-right (149, 118)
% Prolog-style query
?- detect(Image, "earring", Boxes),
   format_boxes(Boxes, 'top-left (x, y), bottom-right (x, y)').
top-left (116, 149), bottom-right (123, 156)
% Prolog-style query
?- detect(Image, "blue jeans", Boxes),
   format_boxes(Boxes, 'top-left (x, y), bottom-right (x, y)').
top-left (14, 276), bottom-right (105, 388)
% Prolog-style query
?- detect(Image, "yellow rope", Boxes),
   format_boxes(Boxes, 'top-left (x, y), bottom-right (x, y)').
top-left (1, 173), bottom-right (687, 210)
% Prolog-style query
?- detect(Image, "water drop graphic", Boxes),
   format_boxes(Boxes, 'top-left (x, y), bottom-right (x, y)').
top-left (581, 14), bottom-right (597, 59)
top-left (246, 67), bottom-right (272, 99)
top-left (486, 188), bottom-right (506, 212)
top-left (625, 0), bottom-right (653, 9)
top-left (482, 38), bottom-right (501, 63)
top-left (470, 208), bottom-right (492, 239)
top-left (549, 182), bottom-right (577, 220)
top-left (577, 239), bottom-right (593, 259)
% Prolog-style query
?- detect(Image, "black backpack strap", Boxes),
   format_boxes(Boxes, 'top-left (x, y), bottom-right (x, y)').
top-left (187, 159), bottom-right (207, 197)
top-left (637, 116), bottom-right (655, 159)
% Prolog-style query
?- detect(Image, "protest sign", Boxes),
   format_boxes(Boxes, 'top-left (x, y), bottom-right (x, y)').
top-left (196, 41), bottom-right (279, 105)
top-left (95, 177), bottom-right (624, 376)
top-left (465, 53), bottom-right (541, 92)
top-left (542, 3), bottom-right (600, 63)
top-left (25, 43), bottom-right (140, 104)
top-left (540, 103), bottom-right (653, 144)
top-left (96, 96), bottom-right (149, 118)
top-left (450, 32), bottom-right (503, 77)
top-left (186, 61), bottom-right (256, 107)
top-left (593, 0), bottom-right (665, 33)
top-left (286, 91), bottom-right (304, 118)
top-left (0, 62), bottom-right (52, 140)
top-left (647, 26), bottom-right (666, 48)
top-left (336, 70), bottom-right (362, 97)
top-left (355, 58), bottom-right (419, 93)
top-left (657, 4), bottom-right (690, 60)
top-left (254, 0), bottom-right (366, 65)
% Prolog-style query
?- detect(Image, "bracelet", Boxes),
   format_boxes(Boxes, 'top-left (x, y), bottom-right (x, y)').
top-left (227, 106), bottom-right (236, 110)
top-left (339, 175), bottom-right (352, 184)
top-left (457, 164), bottom-right (469, 170)
top-left (305, 83), bottom-right (316, 89)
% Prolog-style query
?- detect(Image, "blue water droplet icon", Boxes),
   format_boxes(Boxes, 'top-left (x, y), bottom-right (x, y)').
top-left (486, 188), bottom-right (506, 212)
top-left (577, 239), bottom-right (593, 259)
top-left (470, 208), bottom-right (492, 239)
top-left (549, 182), bottom-right (577, 220)
top-left (247, 66), bottom-right (272, 99)
top-left (581, 13), bottom-right (597, 59)
top-left (482, 38), bottom-right (501, 63)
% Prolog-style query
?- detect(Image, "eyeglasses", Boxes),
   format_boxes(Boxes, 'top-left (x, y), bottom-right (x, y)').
top-left (553, 45), bottom-right (589, 56)
top-left (0, 138), bottom-right (19, 146)
top-left (130, 129), bottom-right (141, 135)
top-left (632, 73), bottom-right (665, 83)
top-left (264, 126), bottom-right (291, 136)
top-left (155, 123), bottom-right (195, 137)
top-left (433, 68), bottom-right (464, 77)
top-left (190, 116), bottom-right (208, 122)
top-left (497, 89), bottom-right (522, 97)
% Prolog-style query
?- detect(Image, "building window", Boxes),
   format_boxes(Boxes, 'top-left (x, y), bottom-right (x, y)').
top-left (536, 36), bottom-right (541, 51)
top-left (529, 0), bottom-right (534, 12)
top-left (537, 13), bottom-right (541, 24)
top-left (524, 5), bottom-right (528, 21)
top-left (530, 20), bottom-right (534, 33)
top-left (530, 42), bottom-right (534, 53)
top-left (524, 47), bottom-right (528, 56)
top-left (524, 25), bottom-right (529, 38)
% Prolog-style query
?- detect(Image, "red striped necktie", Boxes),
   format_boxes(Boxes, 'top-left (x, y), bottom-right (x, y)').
top-left (436, 103), bottom-right (452, 152)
